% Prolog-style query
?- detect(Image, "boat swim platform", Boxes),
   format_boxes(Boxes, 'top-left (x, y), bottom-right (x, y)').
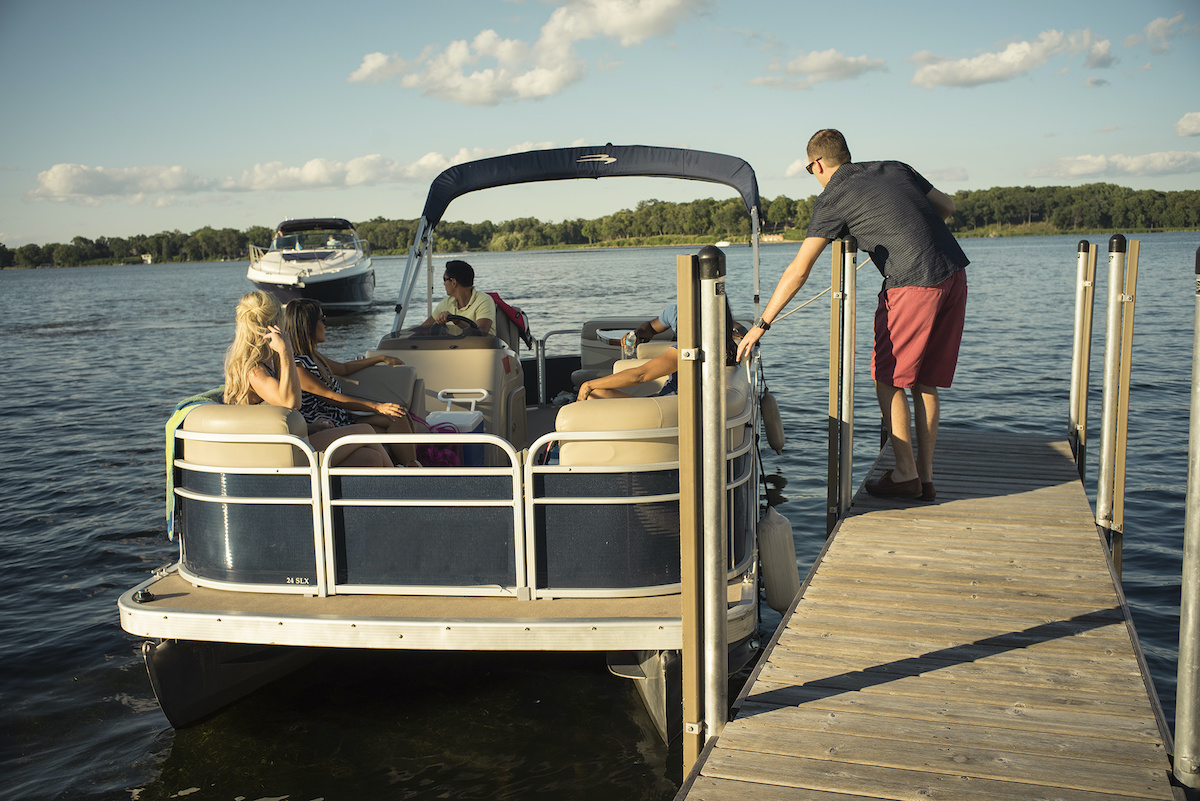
top-left (679, 427), bottom-right (1185, 801)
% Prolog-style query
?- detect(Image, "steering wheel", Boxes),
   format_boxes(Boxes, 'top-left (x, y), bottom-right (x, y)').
top-left (443, 314), bottom-right (480, 331)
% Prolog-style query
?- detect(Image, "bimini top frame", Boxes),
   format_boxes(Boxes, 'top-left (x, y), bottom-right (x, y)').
top-left (390, 145), bottom-right (763, 332)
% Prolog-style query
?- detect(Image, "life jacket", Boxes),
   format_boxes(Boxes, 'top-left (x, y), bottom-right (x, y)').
top-left (486, 291), bottom-right (533, 349)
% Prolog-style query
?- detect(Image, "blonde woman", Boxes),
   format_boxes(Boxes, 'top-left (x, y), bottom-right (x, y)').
top-left (223, 291), bottom-right (391, 468)
top-left (282, 298), bottom-right (421, 466)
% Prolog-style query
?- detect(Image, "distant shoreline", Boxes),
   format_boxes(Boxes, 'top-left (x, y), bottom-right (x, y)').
top-left (4, 226), bottom-right (1195, 269)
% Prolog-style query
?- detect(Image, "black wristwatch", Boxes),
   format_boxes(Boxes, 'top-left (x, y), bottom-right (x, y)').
top-left (753, 316), bottom-right (771, 332)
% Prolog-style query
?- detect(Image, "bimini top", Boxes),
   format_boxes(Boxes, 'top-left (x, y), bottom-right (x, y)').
top-left (420, 145), bottom-right (761, 229)
top-left (275, 218), bottom-right (356, 233)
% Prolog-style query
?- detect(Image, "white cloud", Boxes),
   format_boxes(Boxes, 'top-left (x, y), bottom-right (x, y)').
top-left (1084, 39), bottom-right (1116, 69)
top-left (348, 0), bottom-right (700, 105)
top-left (1144, 12), bottom-right (1187, 53)
top-left (751, 49), bottom-right (886, 90)
top-left (783, 158), bottom-right (808, 179)
top-left (29, 164), bottom-right (213, 204)
top-left (29, 144), bottom-right (557, 205)
top-left (911, 28), bottom-right (1112, 88)
top-left (1086, 76), bottom-right (1109, 88)
top-left (1176, 112), bottom-right (1200, 137)
top-left (1030, 150), bottom-right (1200, 179)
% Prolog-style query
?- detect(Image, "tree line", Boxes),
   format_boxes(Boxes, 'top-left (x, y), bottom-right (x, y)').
top-left (3, 182), bottom-right (1197, 268)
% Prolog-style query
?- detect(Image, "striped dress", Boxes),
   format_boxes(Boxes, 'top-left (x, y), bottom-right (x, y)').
top-left (294, 353), bottom-right (356, 427)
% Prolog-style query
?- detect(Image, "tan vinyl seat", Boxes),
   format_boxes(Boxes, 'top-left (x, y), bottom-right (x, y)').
top-left (179, 403), bottom-right (309, 467)
top-left (556, 365), bottom-right (751, 466)
top-left (336, 364), bottom-right (426, 420)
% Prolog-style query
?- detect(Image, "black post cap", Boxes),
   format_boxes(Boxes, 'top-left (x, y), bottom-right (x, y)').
top-left (697, 244), bottom-right (726, 279)
top-left (1078, 240), bottom-right (1089, 252)
top-left (1108, 234), bottom-right (1126, 253)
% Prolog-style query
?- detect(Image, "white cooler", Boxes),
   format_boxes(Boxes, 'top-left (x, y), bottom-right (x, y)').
top-left (427, 389), bottom-right (488, 466)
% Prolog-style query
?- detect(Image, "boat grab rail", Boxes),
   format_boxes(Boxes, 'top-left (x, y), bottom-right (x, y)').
top-left (535, 327), bottom-right (585, 405)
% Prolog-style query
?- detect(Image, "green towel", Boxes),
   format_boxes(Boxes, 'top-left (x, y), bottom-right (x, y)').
top-left (165, 386), bottom-right (225, 540)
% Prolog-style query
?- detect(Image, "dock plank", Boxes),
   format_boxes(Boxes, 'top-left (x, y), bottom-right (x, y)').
top-left (677, 429), bottom-right (1179, 801)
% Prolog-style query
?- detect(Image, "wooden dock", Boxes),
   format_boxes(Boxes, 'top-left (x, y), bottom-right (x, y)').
top-left (679, 428), bottom-right (1183, 801)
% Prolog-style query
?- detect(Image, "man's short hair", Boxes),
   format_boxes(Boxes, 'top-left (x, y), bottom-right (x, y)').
top-left (807, 129), bottom-right (852, 168)
top-left (444, 259), bottom-right (475, 287)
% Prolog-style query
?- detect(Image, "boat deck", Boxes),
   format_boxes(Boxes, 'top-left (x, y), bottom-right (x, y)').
top-left (120, 570), bottom-right (697, 652)
top-left (678, 428), bottom-right (1183, 801)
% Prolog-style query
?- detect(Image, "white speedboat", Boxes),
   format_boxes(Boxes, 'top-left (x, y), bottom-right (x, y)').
top-left (120, 146), bottom-right (797, 742)
top-left (247, 217), bottom-right (375, 312)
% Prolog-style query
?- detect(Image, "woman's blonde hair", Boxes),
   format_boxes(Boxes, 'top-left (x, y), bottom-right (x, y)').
top-left (223, 290), bottom-right (282, 405)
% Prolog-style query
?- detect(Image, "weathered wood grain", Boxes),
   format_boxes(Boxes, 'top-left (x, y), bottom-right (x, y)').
top-left (679, 430), bottom-right (1178, 801)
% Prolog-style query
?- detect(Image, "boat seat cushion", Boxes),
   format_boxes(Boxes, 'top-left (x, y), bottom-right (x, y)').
top-left (180, 403), bottom-right (309, 468)
top-left (555, 365), bottom-right (751, 466)
top-left (636, 341), bottom-right (675, 359)
top-left (336, 364), bottom-right (425, 419)
top-left (555, 396), bottom-right (680, 466)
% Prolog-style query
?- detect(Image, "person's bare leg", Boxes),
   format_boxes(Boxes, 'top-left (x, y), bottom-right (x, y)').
top-left (912, 383), bottom-right (940, 484)
top-left (364, 413), bottom-right (419, 465)
top-left (876, 381), bottom-right (918, 483)
top-left (310, 424), bottom-right (394, 467)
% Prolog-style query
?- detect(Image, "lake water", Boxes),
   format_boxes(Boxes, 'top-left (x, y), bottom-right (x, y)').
top-left (1, 233), bottom-right (1196, 800)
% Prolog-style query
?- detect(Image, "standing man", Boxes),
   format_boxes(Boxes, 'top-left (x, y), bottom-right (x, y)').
top-left (737, 129), bottom-right (968, 501)
top-left (421, 259), bottom-right (496, 335)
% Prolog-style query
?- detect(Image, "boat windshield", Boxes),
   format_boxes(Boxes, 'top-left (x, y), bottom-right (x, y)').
top-left (272, 229), bottom-right (355, 250)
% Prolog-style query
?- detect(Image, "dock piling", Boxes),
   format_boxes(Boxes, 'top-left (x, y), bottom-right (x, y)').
top-left (826, 238), bottom-right (858, 534)
top-left (1097, 234), bottom-right (1138, 576)
top-left (1069, 240), bottom-right (1097, 479)
top-left (1174, 245), bottom-right (1200, 792)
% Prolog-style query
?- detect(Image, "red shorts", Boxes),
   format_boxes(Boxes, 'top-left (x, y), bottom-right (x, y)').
top-left (872, 269), bottom-right (967, 389)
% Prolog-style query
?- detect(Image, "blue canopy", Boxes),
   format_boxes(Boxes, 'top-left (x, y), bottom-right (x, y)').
top-left (420, 145), bottom-right (761, 229)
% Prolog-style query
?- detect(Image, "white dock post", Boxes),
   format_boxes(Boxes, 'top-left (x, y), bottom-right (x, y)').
top-left (697, 245), bottom-right (729, 741)
top-left (1069, 240), bottom-right (1097, 479)
top-left (838, 237), bottom-right (858, 514)
top-left (1175, 245), bottom-right (1200, 791)
top-left (1096, 234), bottom-right (1137, 576)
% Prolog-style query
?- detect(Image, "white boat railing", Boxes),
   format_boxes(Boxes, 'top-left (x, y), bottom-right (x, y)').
top-left (171, 407), bottom-right (757, 602)
top-left (248, 239), bottom-right (369, 277)
top-left (172, 429), bottom-right (328, 596)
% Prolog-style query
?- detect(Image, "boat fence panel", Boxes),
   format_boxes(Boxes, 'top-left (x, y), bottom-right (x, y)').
top-left (173, 429), bottom-right (326, 595)
top-left (525, 410), bottom-right (756, 600)
top-left (321, 433), bottom-right (527, 597)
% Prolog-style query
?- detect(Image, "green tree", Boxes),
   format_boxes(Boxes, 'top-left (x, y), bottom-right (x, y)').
top-left (766, 195), bottom-right (794, 231)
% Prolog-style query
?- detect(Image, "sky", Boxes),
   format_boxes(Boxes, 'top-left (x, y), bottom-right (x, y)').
top-left (1, 0), bottom-right (1197, 247)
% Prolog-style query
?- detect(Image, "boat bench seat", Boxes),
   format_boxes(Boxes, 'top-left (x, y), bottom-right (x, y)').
top-left (336, 364), bottom-right (426, 421)
top-left (555, 365), bottom-right (750, 467)
top-left (178, 365), bottom-right (424, 469)
top-left (180, 403), bottom-right (310, 467)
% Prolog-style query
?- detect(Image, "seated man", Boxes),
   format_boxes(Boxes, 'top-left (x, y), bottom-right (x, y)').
top-left (420, 259), bottom-right (496, 335)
